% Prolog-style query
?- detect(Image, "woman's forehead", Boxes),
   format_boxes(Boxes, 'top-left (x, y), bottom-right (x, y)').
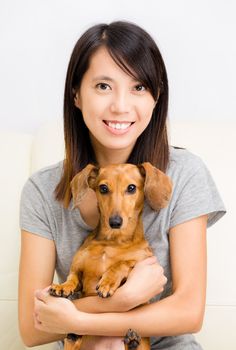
top-left (83, 47), bottom-right (138, 82)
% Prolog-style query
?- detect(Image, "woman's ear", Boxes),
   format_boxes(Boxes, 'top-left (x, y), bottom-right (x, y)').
top-left (153, 88), bottom-right (161, 107)
top-left (73, 90), bottom-right (81, 109)
top-left (70, 164), bottom-right (99, 208)
top-left (138, 162), bottom-right (172, 210)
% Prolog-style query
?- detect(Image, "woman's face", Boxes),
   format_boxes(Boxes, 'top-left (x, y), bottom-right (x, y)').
top-left (74, 47), bottom-right (156, 157)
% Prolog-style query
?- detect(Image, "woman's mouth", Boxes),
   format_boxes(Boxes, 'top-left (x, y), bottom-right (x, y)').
top-left (103, 120), bottom-right (135, 135)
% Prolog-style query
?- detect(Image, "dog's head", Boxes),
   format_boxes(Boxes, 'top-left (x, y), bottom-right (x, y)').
top-left (71, 163), bottom-right (172, 232)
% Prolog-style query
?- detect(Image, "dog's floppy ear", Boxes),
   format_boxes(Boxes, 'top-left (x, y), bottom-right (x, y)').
top-left (138, 162), bottom-right (172, 210)
top-left (70, 164), bottom-right (99, 208)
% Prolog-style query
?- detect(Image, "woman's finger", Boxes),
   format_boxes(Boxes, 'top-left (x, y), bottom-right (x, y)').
top-left (135, 256), bottom-right (157, 266)
top-left (34, 289), bottom-right (49, 303)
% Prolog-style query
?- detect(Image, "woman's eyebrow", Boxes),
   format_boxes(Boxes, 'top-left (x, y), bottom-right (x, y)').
top-left (92, 76), bottom-right (114, 82)
top-left (92, 75), bottom-right (140, 83)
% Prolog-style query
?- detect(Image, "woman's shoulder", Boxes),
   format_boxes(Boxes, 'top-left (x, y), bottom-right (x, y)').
top-left (29, 161), bottom-right (63, 184)
top-left (168, 146), bottom-right (205, 175)
top-left (166, 146), bottom-right (226, 229)
top-left (22, 161), bottom-right (64, 200)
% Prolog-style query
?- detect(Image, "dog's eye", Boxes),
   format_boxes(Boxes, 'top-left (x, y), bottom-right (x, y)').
top-left (99, 184), bottom-right (109, 194)
top-left (127, 184), bottom-right (136, 193)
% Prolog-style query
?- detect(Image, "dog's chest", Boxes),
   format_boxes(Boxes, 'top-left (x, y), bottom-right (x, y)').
top-left (101, 251), bottom-right (107, 264)
top-left (81, 245), bottom-right (119, 294)
top-left (84, 245), bottom-right (117, 274)
top-left (80, 241), bottom-right (152, 295)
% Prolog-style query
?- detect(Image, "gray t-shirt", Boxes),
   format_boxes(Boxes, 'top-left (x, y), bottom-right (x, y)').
top-left (20, 147), bottom-right (226, 349)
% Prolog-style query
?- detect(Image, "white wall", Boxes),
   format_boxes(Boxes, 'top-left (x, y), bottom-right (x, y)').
top-left (0, 0), bottom-right (235, 134)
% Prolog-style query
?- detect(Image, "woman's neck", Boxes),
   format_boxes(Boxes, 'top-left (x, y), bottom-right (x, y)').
top-left (95, 149), bottom-right (131, 167)
top-left (90, 135), bottom-right (134, 167)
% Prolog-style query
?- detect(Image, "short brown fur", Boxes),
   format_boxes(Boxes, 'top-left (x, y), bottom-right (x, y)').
top-left (50, 163), bottom-right (172, 349)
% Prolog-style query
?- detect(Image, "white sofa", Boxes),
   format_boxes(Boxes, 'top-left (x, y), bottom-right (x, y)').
top-left (0, 119), bottom-right (235, 350)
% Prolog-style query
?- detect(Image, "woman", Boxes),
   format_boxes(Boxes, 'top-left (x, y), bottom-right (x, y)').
top-left (19, 21), bottom-right (226, 349)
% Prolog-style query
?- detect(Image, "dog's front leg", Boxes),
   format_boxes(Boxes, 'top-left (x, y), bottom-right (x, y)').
top-left (96, 260), bottom-right (136, 298)
top-left (50, 249), bottom-right (85, 298)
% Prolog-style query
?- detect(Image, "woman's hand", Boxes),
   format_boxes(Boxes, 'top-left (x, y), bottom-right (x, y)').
top-left (120, 256), bottom-right (167, 308)
top-left (34, 288), bottom-right (85, 335)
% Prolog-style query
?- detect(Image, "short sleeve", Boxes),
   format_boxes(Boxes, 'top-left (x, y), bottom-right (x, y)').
top-left (169, 159), bottom-right (226, 229)
top-left (19, 178), bottom-right (54, 240)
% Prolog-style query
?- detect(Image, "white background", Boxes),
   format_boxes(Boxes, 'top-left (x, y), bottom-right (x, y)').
top-left (0, 0), bottom-right (235, 134)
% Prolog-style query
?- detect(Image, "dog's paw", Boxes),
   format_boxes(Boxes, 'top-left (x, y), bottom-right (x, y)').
top-left (124, 329), bottom-right (141, 349)
top-left (96, 276), bottom-right (120, 298)
top-left (95, 284), bottom-right (111, 298)
top-left (49, 283), bottom-right (75, 298)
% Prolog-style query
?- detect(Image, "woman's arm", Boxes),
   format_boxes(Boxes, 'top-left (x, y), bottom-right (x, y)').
top-left (35, 215), bottom-right (207, 337)
top-left (18, 230), bottom-right (65, 347)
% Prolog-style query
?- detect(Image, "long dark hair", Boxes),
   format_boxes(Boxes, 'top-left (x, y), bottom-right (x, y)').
top-left (55, 21), bottom-right (169, 207)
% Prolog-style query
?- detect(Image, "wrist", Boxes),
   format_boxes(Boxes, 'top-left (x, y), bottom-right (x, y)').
top-left (72, 310), bottom-right (92, 335)
top-left (116, 285), bottom-right (141, 311)
top-left (73, 292), bottom-right (133, 313)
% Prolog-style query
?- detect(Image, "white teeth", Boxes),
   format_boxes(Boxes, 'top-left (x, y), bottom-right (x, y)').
top-left (107, 122), bottom-right (131, 130)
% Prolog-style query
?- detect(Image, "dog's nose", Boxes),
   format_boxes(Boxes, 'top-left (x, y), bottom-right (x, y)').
top-left (109, 215), bottom-right (123, 229)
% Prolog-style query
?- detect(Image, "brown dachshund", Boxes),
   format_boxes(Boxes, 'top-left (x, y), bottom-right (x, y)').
top-left (50, 162), bottom-right (172, 350)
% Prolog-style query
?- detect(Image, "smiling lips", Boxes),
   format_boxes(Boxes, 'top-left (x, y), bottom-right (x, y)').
top-left (103, 120), bottom-right (134, 134)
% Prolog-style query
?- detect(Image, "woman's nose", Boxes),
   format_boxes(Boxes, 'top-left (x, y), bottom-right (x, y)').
top-left (110, 92), bottom-right (132, 114)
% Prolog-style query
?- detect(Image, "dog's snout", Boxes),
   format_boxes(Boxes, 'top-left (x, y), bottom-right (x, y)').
top-left (109, 215), bottom-right (123, 229)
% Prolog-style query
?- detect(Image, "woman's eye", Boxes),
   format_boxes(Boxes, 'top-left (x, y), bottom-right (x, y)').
top-left (99, 184), bottom-right (109, 194)
top-left (135, 84), bottom-right (146, 92)
top-left (127, 184), bottom-right (136, 194)
top-left (96, 83), bottom-right (111, 91)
